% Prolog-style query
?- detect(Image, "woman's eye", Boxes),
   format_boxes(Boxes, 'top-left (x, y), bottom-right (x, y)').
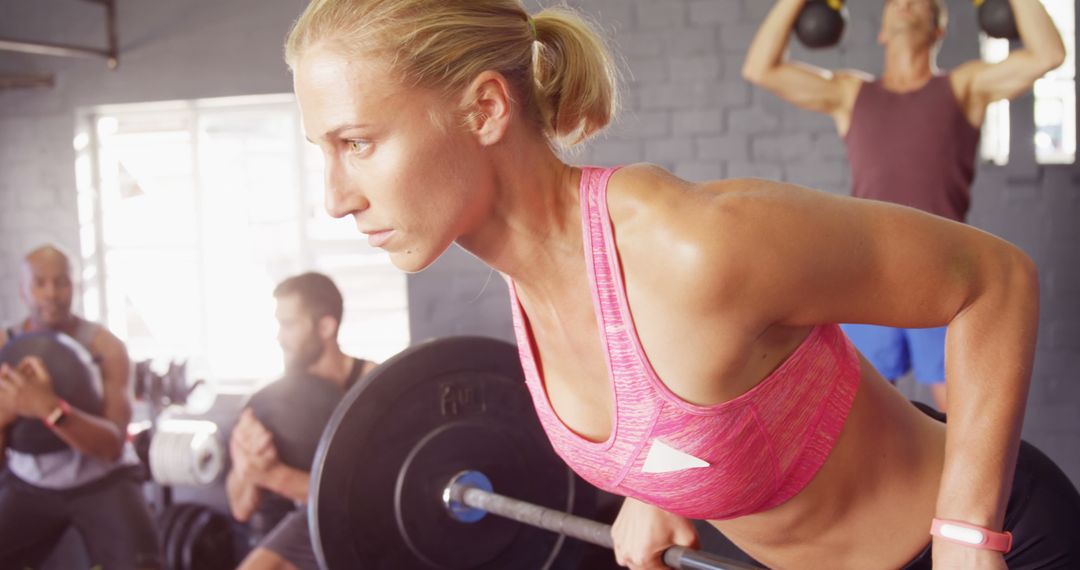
top-left (346, 140), bottom-right (370, 154)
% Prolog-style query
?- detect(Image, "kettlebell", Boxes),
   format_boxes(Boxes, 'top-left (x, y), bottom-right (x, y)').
top-left (976, 0), bottom-right (1019, 40)
top-left (796, 0), bottom-right (848, 49)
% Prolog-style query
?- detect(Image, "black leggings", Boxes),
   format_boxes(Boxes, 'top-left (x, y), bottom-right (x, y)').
top-left (903, 402), bottom-right (1080, 570)
top-left (0, 467), bottom-right (162, 570)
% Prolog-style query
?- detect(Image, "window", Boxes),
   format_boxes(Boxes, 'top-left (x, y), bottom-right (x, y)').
top-left (979, 0), bottom-right (1075, 165)
top-left (75, 95), bottom-right (410, 389)
top-left (980, 37), bottom-right (1011, 165)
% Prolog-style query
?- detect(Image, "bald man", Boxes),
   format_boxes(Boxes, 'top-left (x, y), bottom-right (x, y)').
top-left (0, 244), bottom-right (162, 570)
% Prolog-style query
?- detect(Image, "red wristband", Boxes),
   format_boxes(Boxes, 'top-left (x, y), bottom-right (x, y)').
top-left (931, 518), bottom-right (1012, 553)
top-left (44, 399), bottom-right (71, 428)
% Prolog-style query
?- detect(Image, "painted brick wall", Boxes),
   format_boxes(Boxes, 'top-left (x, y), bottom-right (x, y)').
top-left (2, 0), bottom-right (1078, 489)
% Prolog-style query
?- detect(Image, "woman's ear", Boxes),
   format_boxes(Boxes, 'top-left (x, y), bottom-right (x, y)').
top-left (462, 70), bottom-right (514, 146)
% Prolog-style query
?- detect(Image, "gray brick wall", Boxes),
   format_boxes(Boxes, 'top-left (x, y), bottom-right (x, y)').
top-left (966, 162), bottom-right (1080, 484)
top-left (2, 0), bottom-right (1078, 492)
top-left (0, 115), bottom-right (82, 320)
top-left (559, 0), bottom-right (873, 195)
top-left (0, 0), bottom-right (300, 322)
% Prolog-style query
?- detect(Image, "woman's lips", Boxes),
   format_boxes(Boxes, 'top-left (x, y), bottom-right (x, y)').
top-left (365, 229), bottom-right (394, 248)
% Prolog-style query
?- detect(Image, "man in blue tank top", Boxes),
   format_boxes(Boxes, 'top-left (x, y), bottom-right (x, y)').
top-left (0, 244), bottom-right (161, 569)
top-left (742, 0), bottom-right (1064, 410)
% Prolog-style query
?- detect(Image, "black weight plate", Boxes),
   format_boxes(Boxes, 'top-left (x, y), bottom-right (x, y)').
top-left (246, 371), bottom-right (344, 470)
top-left (310, 336), bottom-right (594, 570)
top-left (1, 331), bottom-right (104, 454)
top-left (169, 503), bottom-right (201, 570)
top-left (181, 507), bottom-right (237, 570)
top-left (157, 503), bottom-right (184, 551)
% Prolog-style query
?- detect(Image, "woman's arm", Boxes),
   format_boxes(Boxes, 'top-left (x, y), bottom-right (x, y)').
top-left (611, 497), bottom-right (698, 570)
top-left (636, 174), bottom-right (1035, 566)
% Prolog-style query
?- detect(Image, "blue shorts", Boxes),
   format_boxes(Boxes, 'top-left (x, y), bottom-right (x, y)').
top-left (840, 324), bottom-right (946, 385)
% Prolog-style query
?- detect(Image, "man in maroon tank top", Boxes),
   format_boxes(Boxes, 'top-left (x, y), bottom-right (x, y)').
top-left (742, 0), bottom-right (1063, 411)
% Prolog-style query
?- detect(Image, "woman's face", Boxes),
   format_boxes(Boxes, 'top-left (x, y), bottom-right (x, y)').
top-left (294, 45), bottom-right (492, 273)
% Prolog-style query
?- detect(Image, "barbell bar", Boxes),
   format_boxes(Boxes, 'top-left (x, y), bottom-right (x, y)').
top-left (444, 470), bottom-right (762, 570)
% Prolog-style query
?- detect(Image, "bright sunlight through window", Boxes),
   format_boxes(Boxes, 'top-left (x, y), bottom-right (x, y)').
top-left (75, 95), bottom-right (409, 389)
top-left (980, 0), bottom-right (1075, 165)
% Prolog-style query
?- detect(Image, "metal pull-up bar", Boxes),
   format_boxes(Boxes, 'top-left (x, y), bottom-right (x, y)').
top-left (0, 0), bottom-right (118, 69)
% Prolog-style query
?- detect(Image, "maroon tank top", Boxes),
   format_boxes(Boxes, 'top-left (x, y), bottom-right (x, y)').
top-left (844, 74), bottom-right (980, 222)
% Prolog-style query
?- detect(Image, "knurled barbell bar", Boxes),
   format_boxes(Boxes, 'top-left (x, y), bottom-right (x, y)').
top-left (444, 470), bottom-right (761, 570)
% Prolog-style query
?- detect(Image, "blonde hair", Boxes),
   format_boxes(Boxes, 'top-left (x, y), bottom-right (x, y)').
top-left (285, 0), bottom-right (619, 148)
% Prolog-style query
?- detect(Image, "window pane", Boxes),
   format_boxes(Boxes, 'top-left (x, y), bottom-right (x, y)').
top-left (1034, 80), bottom-right (1076, 163)
top-left (979, 38), bottom-right (1011, 165)
top-left (98, 127), bottom-right (199, 247)
top-left (978, 0), bottom-right (1075, 165)
top-left (103, 249), bottom-right (204, 368)
top-left (1034, 0), bottom-right (1075, 164)
top-left (79, 96), bottom-right (411, 389)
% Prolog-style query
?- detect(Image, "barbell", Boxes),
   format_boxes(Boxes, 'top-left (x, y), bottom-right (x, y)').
top-left (444, 470), bottom-right (760, 570)
top-left (308, 336), bottom-right (762, 570)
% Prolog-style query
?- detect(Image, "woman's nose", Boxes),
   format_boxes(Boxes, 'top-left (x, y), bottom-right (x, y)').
top-left (323, 159), bottom-right (368, 219)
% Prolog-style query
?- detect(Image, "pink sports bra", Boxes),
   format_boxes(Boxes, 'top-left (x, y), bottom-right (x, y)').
top-left (508, 166), bottom-right (862, 520)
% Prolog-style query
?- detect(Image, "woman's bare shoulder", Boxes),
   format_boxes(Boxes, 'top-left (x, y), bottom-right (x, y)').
top-left (604, 166), bottom-right (801, 310)
top-left (606, 164), bottom-right (803, 236)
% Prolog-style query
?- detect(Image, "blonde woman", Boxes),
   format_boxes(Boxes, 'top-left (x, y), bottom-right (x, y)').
top-left (284, 1), bottom-right (1080, 568)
